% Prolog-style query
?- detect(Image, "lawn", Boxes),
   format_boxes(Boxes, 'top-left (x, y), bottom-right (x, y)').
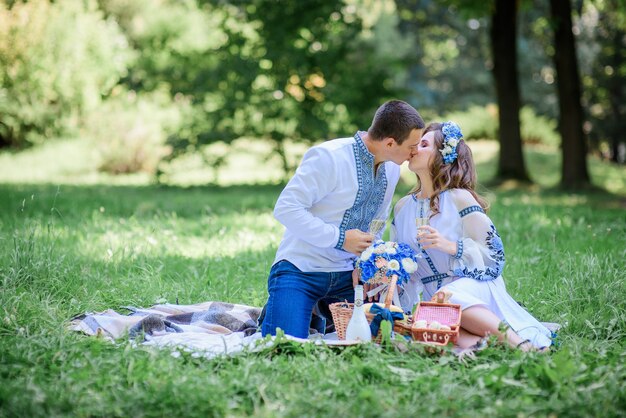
top-left (1, 139), bottom-right (625, 417)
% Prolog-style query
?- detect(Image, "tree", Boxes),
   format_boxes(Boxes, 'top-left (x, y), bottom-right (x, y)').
top-left (101, 0), bottom-right (414, 178)
top-left (490, 0), bottom-right (530, 181)
top-left (580, 0), bottom-right (626, 164)
top-left (426, 0), bottom-right (530, 181)
top-left (0, 0), bottom-right (130, 148)
top-left (549, 0), bottom-right (591, 187)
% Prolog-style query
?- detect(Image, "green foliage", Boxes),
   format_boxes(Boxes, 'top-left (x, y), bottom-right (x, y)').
top-left (397, 0), bottom-right (495, 113)
top-left (1, 0), bottom-right (624, 175)
top-left (87, 88), bottom-right (191, 175)
top-left (99, 0), bottom-right (414, 175)
top-left (0, 0), bottom-right (132, 147)
top-left (441, 105), bottom-right (559, 146)
top-left (578, 0), bottom-right (626, 162)
top-left (443, 105), bottom-right (498, 140)
top-left (520, 106), bottom-right (560, 146)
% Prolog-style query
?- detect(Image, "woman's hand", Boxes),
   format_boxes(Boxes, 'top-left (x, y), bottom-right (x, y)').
top-left (354, 270), bottom-right (380, 302)
top-left (363, 282), bottom-right (380, 302)
top-left (417, 225), bottom-right (457, 255)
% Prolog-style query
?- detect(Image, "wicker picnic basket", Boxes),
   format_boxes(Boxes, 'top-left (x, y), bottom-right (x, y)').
top-left (329, 275), bottom-right (411, 342)
top-left (410, 300), bottom-right (462, 346)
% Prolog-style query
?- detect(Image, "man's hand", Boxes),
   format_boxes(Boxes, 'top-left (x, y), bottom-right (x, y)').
top-left (352, 268), bottom-right (360, 288)
top-left (343, 229), bottom-right (374, 256)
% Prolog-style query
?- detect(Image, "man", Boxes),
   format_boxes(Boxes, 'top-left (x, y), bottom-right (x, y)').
top-left (261, 100), bottom-right (424, 338)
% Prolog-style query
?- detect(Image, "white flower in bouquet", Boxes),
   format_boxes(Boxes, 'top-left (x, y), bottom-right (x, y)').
top-left (388, 260), bottom-right (400, 271)
top-left (361, 247), bottom-right (374, 261)
top-left (374, 245), bottom-right (387, 254)
top-left (401, 258), bottom-right (418, 273)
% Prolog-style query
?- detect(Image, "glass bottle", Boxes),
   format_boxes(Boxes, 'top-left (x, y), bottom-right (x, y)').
top-left (345, 285), bottom-right (372, 342)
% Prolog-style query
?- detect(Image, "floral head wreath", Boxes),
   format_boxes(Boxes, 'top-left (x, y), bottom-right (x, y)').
top-left (440, 121), bottom-right (463, 164)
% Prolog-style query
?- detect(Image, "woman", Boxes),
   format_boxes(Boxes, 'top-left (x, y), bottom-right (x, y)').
top-left (392, 121), bottom-right (552, 351)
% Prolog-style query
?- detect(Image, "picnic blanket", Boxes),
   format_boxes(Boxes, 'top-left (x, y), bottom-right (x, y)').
top-left (70, 301), bottom-right (561, 359)
top-left (69, 301), bottom-right (355, 359)
top-left (70, 301), bottom-right (262, 339)
top-left (69, 301), bottom-right (270, 358)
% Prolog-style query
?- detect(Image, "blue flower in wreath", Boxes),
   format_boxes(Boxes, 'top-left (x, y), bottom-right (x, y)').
top-left (440, 121), bottom-right (463, 164)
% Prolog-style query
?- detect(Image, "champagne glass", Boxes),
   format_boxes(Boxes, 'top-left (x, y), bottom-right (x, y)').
top-left (415, 217), bottom-right (429, 248)
top-left (368, 218), bottom-right (386, 237)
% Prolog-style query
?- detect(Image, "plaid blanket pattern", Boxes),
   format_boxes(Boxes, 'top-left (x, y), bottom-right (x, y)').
top-left (70, 301), bottom-right (262, 340)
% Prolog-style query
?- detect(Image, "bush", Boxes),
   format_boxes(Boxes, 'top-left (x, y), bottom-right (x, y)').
top-left (0, 0), bottom-right (132, 147)
top-left (88, 89), bottom-right (190, 175)
top-left (442, 105), bottom-right (559, 146)
top-left (520, 106), bottom-right (560, 147)
top-left (443, 105), bottom-right (498, 140)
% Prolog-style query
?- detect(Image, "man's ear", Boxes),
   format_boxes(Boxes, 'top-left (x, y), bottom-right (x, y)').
top-left (383, 137), bottom-right (396, 148)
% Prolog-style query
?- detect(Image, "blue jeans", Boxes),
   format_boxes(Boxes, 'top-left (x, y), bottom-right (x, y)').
top-left (260, 260), bottom-right (354, 338)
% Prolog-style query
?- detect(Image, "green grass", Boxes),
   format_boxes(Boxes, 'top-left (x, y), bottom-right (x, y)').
top-left (1, 140), bottom-right (626, 417)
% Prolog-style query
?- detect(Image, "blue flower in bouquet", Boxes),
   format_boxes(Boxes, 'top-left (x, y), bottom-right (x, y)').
top-left (356, 240), bottom-right (420, 285)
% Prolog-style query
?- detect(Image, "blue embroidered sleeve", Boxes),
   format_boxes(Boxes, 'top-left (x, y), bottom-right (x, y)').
top-left (451, 223), bottom-right (505, 282)
top-left (334, 227), bottom-right (346, 250)
top-left (454, 239), bottom-right (464, 259)
top-left (459, 205), bottom-right (485, 218)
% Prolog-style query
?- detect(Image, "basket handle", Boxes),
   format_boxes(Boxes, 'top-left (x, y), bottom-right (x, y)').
top-left (384, 274), bottom-right (398, 309)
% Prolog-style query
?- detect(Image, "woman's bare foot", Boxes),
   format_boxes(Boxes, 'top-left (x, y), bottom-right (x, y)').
top-left (516, 339), bottom-right (550, 353)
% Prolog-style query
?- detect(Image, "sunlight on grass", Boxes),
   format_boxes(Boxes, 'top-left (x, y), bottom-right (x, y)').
top-left (1, 137), bottom-right (152, 185)
top-left (166, 138), bottom-right (309, 186)
top-left (4, 137), bottom-right (624, 196)
top-left (88, 212), bottom-right (281, 262)
top-left (1, 176), bottom-right (625, 417)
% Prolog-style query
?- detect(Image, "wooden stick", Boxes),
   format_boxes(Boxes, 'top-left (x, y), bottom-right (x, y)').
top-left (384, 274), bottom-right (398, 309)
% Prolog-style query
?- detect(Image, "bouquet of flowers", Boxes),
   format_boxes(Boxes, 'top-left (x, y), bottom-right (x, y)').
top-left (356, 240), bottom-right (420, 285)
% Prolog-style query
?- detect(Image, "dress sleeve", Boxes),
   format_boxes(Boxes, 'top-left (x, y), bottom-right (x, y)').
top-left (449, 189), bottom-right (505, 281)
top-left (273, 146), bottom-right (342, 249)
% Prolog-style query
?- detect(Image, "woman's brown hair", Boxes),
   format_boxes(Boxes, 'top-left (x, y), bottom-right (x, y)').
top-left (411, 122), bottom-right (489, 217)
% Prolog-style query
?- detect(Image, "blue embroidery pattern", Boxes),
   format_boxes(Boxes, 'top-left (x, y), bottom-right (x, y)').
top-left (459, 205), bottom-right (485, 218)
top-left (452, 224), bottom-right (504, 281)
top-left (422, 250), bottom-right (439, 274)
top-left (454, 239), bottom-right (463, 259)
top-left (335, 132), bottom-right (388, 250)
top-left (421, 273), bottom-right (449, 285)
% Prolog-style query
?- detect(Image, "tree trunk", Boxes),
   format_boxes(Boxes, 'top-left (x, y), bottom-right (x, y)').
top-left (608, 27), bottom-right (625, 164)
top-left (491, 0), bottom-right (529, 182)
top-left (549, 0), bottom-right (591, 187)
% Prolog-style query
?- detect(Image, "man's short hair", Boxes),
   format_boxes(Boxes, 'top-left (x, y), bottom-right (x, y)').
top-left (369, 100), bottom-right (425, 144)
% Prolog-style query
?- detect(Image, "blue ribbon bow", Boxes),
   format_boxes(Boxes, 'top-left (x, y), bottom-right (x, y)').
top-left (369, 304), bottom-right (404, 336)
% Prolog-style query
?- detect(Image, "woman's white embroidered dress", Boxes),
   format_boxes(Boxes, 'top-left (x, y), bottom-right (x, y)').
top-left (392, 189), bottom-right (552, 348)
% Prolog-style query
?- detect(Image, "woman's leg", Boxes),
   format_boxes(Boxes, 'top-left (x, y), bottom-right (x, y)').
top-left (461, 305), bottom-right (532, 351)
top-left (456, 328), bottom-right (484, 349)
